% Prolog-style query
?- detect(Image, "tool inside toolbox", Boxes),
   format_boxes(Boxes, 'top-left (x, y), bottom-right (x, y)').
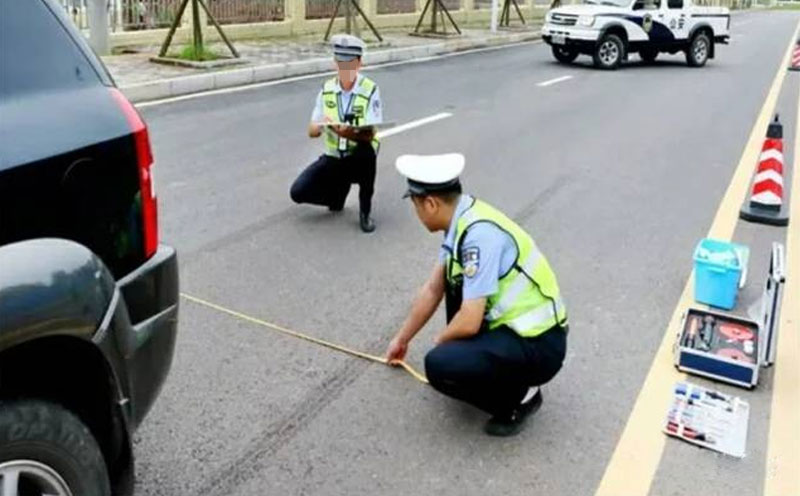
top-left (680, 310), bottom-right (759, 364)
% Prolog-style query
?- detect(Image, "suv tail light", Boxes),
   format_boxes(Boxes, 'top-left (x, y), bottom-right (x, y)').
top-left (110, 88), bottom-right (159, 259)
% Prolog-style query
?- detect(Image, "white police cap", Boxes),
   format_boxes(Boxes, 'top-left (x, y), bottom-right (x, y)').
top-left (331, 34), bottom-right (365, 61)
top-left (395, 153), bottom-right (465, 198)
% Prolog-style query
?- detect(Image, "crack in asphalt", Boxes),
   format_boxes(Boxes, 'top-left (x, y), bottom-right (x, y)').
top-left (195, 331), bottom-right (398, 496)
top-left (513, 174), bottom-right (572, 226)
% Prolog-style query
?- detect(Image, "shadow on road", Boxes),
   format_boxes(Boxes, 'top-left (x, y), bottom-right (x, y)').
top-left (544, 59), bottom-right (704, 71)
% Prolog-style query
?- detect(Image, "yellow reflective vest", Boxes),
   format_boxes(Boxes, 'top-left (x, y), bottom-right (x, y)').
top-left (321, 76), bottom-right (380, 156)
top-left (445, 198), bottom-right (567, 337)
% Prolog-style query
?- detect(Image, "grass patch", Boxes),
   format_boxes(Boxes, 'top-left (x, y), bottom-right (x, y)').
top-left (770, 2), bottom-right (800, 8)
top-left (171, 45), bottom-right (222, 61)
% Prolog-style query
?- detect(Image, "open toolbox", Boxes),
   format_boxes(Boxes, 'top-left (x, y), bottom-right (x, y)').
top-left (674, 308), bottom-right (761, 389)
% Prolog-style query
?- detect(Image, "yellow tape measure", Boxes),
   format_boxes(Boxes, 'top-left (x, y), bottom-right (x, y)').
top-left (180, 293), bottom-right (429, 384)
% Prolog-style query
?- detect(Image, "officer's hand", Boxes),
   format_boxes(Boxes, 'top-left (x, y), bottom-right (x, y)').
top-left (331, 123), bottom-right (351, 138)
top-left (385, 336), bottom-right (408, 364)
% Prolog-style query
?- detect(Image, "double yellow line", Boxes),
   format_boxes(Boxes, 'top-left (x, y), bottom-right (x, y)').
top-left (596, 20), bottom-right (800, 496)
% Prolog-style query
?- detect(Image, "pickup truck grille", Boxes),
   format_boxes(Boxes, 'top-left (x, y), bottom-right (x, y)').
top-left (550, 13), bottom-right (578, 26)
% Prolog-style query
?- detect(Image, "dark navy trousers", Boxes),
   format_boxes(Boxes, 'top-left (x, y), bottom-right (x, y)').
top-left (290, 142), bottom-right (377, 215)
top-left (424, 324), bottom-right (567, 417)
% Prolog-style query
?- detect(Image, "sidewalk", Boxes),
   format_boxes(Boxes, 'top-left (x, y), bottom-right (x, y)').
top-left (104, 26), bottom-right (542, 102)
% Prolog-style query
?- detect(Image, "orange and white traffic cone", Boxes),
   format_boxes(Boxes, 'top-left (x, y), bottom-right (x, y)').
top-left (740, 114), bottom-right (789, 226)
top-left (790, 40), bottom-right (800, 71)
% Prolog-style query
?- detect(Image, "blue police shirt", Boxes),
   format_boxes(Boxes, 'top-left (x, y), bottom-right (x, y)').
top-left (439, 195), bottom-right (518, 300)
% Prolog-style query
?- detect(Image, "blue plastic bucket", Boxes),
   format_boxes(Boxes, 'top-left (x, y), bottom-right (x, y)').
top-left (693, 239), bottom-right (747, 310)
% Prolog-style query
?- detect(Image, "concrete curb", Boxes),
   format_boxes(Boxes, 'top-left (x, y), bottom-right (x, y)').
top-left (121, 31), bottom-right (541, 103)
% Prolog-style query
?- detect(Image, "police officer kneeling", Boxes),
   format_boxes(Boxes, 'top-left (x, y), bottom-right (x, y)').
top-left (385, 154), bottom-right (568, 436)
top-left (290, 34), bottom-right (381, 233)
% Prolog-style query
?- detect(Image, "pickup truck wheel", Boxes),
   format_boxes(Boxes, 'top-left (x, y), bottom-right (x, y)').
top-left (687, 33), bottom-right (711, 67)
top-left (552, 45), bottom-right (579, 63)
top-left (594, 34), bottom-right (624, 70)
top-left (640, 48), bottom-right (658, 63)
top-left (0, 400), bottom-right (110, 496)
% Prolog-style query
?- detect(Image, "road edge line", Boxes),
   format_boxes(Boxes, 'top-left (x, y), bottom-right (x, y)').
top-left (594, 18), bottom-right (800, 496)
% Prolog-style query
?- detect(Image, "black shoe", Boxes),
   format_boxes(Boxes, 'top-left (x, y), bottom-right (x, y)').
top-left (484, 389), bottom-right (543, 437)
top-left (360, 212), bottom-right (375, 233)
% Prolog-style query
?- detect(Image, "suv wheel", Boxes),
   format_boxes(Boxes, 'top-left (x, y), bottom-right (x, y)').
top-left (0, 400), bottom-right (110, 496)
top-left (552, 45), bottom-right (579, 64)
top-left (687, 33), bottom-right (711, 67)
top-left (594, 34), bottom-right (625, 70)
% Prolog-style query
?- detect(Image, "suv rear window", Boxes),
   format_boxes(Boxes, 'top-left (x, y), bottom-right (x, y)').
top-left (0, 0), bottom-right (101, 98)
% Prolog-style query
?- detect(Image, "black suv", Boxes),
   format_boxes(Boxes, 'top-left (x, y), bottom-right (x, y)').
top-left (0, 1), bottom-right (178, 494)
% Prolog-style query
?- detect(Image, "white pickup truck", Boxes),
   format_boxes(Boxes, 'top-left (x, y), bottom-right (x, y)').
top-left (542, 0), bottom-right (730, 69)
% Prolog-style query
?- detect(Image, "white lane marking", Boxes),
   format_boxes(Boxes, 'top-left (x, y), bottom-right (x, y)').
top-left (135, 40), bottom-right (542, 108)
top-left (378, 112), bottom-right (453, 139)
top-left (537, 75), bottom-right (573, 87)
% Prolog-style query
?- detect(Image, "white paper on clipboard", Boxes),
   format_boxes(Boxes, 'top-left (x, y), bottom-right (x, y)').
top-left (664, 382), bottom-right (750, 458)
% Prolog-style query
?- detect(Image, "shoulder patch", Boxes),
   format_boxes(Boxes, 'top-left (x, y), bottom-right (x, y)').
top-left (462, 246), bottom-right (480, 278)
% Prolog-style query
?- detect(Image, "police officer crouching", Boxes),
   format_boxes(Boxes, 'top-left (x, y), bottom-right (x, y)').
top-left (385, 154), bottom-right (569, 436)
top-left (290, 34), bottom-right (382, 233)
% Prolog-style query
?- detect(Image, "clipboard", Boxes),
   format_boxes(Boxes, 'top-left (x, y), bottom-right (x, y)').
top-left (314, 121), bottom-right (396, 130)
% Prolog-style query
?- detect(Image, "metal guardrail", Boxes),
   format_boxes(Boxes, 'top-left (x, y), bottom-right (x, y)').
top-left (58, 0), bottom-right (183, 31)
top-left (58, 0), bottom-right (94, 30)
top-left (377, 0), bottom-right (416, 14)
top-left (121, 0), bottom-right (182, 30)
top-left (208, 0), bottom-right (285, 24)
top-left (306, 0), bottom-right (341, 19)
top-left (61, 0), bottom-right (747, 37)
top-left (59, 0), bottom-right (286, 31)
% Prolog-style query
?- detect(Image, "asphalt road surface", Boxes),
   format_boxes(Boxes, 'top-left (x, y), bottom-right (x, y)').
top-left (133, 10), bottom-right (800, 495)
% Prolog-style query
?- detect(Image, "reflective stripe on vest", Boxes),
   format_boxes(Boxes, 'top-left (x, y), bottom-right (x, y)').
top-left (507, 297), bottom-right (566, 332)
top-left (447, 198), bottom-right (567, 337)
top-left (486, 248), bottom-right (543, 321)
top-left (321, 76), bottom-right (380, 156)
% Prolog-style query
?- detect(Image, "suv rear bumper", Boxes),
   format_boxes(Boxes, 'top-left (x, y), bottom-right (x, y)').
top-left (116, 244), bottom-right (179, 429)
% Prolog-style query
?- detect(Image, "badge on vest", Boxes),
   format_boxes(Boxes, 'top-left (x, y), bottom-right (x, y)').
top-left (325, 100), bottom-right (337, 109)
top-left (462, 247), bottom-right (480, 278)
